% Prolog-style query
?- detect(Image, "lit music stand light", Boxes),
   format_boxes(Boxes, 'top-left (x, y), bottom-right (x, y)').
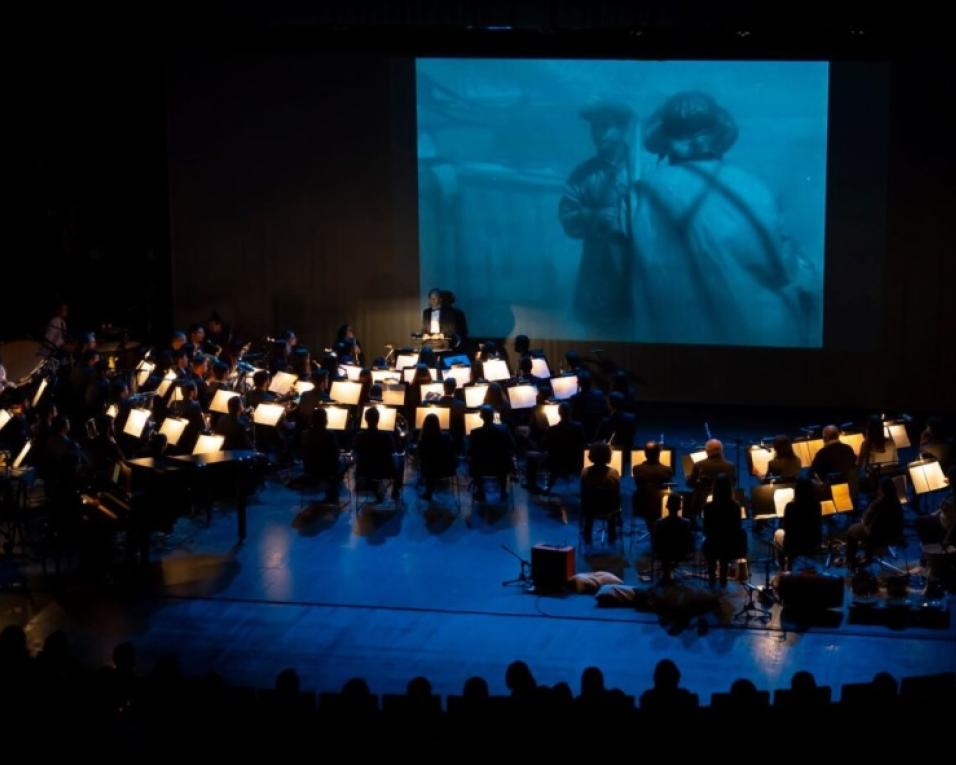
top-left (32, 378), bottom-right (49, 407)
top-left (339, 365), bottom-right (363, 382)
top-left (193, 434), bottom-right (225, 455)
top-left (420, 381), bottom-right (445, 401)
top-left (395, 353), bottom-right (419, 371)
top-left (159, 417), bottom-right (188, 447)
top-left (0, 410), bottom-right (12, 433)
top-left (464, 412), bottom-right (484, 436)
top-left (540, 403), bottom-right (561, 427)
top-left (584, 447), bottom-right (623, 476)
top-left (269, 371), bottom-right (298, 396)
top-left (793, 437), bottom-right (825, 468)
top-left (294, 380), bottom-right (315, 395)
top-left (403, 366), bottom-right (438, 384)
top-left (482, 359), bottom-right (510, 382)
top-left (361, 405), bottom-right (398, 432)
top-left (445, 365), bottom-right (472, 388)
top-left (105, 404), bottom-right (119, 419)
top-left (530, 357), bottom-right (551, 379)
top-left (134, 360), bottom-right (155, 391)
top-left (907, 458), bottom-right (948, 495)
top-left (884, 421), bottom-right (911, 448)
top-left (751, 483), bottom-right (796, 521)
top-left (634, 448), bottom-right (674, 469)
top-left (507, 384), bottom-right (538, 410)
top-left (156, 370), bottom-right (177, 398)
top-left (12, 441), bottom-right (32, 469)
top-left (821, 482), bottom-right (854, 516)
top-left (382, 384), bottom-right (406, 407)
top-left (550, 375), bottom-right (579, 401)
top-left (464, 384), bottom-right (489, 409)
top-left (210, 389), bottom-right (240, 414)
top-left (748, 444), bottom-right (775, 479)
top-left (371, 369), bottom-right (400, 384)
top-left (839, 432), bottom-right (865, 457)
top-left (322, 405), bottom-right (350, 431)
top-left (253, 403), bottom-right (285, 427)
top-left (416, 406), bottom-right (450, 431)
top-left (330, 380), bottom-right (363, 406)
top-left (680, 449), bottom-right (708, 478)
top-left (123, 408), bottom-right (151, 439)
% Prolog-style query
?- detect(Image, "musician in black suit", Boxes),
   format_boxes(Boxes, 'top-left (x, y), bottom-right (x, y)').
top-left (633, 441), bottom-right (675, 533)
top-left (353, 406), bottom-right (403, 501)
top-left (170, 381), bottom-right (206, 453)
top-left (687, 439), bottom-right (737, 520)
top-left (421, 288), bottom-right (468, 347)
top-left (437, 378), bottom-right (466, 453)
top-left (215, 395), bottom-right (252, 451)
top-left (524, 402), bottom-right (586, 493)
top-left (468, 404), bottom-right (515, 501)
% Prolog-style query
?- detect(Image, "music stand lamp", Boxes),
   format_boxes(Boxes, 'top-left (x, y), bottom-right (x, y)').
top-left (159, 417), bottom-right (188, 447)
top-left (193, 434), bottom-right (225, 455)
top-left (529, 357), bottom-right (550, 379)
top-left (463, 384), bottom-right (489, 409)
top-left (361, 405), bottom-right (398, 432)
top-left (123, 408), bottom-right (151, 440)
top-left (549, 375), bottom-right (578, 401)
top-left (540, 403), bottom-right (561, 428)
top-left (482, 359), bottom-right (509, 383)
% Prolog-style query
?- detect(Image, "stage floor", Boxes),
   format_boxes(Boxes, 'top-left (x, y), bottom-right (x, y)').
top-left (3, 408), bottom-right (955, 699)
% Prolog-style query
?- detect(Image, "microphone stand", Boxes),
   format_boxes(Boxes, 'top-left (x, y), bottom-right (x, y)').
top-left (501, 544), bottom-right (534, 589)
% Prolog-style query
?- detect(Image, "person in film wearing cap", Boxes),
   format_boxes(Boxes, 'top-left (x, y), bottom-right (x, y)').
top-left (558, 99), bottom-right (637, 336)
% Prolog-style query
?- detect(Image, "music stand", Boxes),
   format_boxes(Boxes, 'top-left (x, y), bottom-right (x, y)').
top-left (361, 405), bottom-right (398, 431)
top-left (793, 436), bottom-right (824, 468)
top-left (633, 447), bottom-right (674, 468)
top-left (463, 384), bottom-right (489, 409)
top-left (31, 378), bottom-right (48, 407)
top-left (464, 412), bottom-right (483, 436)
top-left (550, 375), bottom-right (578, 400)
top-left (395, 352), bottom-right (419, 371)
top-left (159, 417), bottom-right (188, 447)
top-left (133, 359), bottom-right (155, 391)
top-left (583, 447), bottom-right (623, 476)
top-left (540, 404), bottom-right (561, 427)
top-left (506, 384), bottom-right (538, 410)
top-left (415, 406), bottom-right (450, 431)
top-left (330, 380), bottom-right (362, 406)
top-left (884, 420), bottom-right (911, 448)
top-left (12, 441), bottom-right (31, 469)
top-left (253, 403), bottom-right (285, 427)
top-left (530, 357), bottom-right (551, 379)
top-left (322, 405), bottom-right (350, 431)
top-left (193, 434), bottom-right (225, 455)
top-left (839, 431), bottom-right (865, 457)
top-left (0, 410), bottom-right (11, 433)
top-left (747, 444), bottom-right (774, 479)
top-left (420, 381), bottom-right (445, 401)
top-left (294, 380), bottom-right (315, 395)
top-left (444, 365), bottom-right (472, 388)
top-left (481, 359), bottom-right (509, 382)
top-left (680, 449), bottom-right (707, 478)
top-left (371, 368), bottom-right (400, 384)
top-left (210, 389), bottom-right (240, 414)
top-left (403, 366), bottom-right (438, 384)
top-left (382, 383), bottom-right (406, 407)
top-left (123, 408), bottom-right (151, 439)
top-left (156, 371), bottom-right (177, 398)
top-left (268, 371), bottom-right (297, 396)
top-left (339, 364), bottom-right (363, 382)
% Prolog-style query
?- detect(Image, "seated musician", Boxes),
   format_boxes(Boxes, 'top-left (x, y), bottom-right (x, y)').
top-left (811, 425), bottom-right (857, 485)
top-left (170, 381), bottom-right (206, 453)
top-left (438, 377), bottom-right (466, 453)
top-left (846, 477), bottom-right (905, 570)
top-left (468, 404), bottom-right (515, 502)
top-left (184, 323), bottom-right (206, 360)
top-left (296, 369), bottom-right (329, 429)
top-left (524, 402), bottom-right (585, 494)
top-left (596, 391), bottom-right (637, 457)
top-left (767, 435), bottom-right (802, 481)
top-left (772, 477), bottom-right (822, 570)
top-left (580, 442), bottom-right (622, 546)
top-left (215, 395), bottom-right (252, 451)
top-left (205, 312), bottom-right (234, 361)
top-left (633, 441), bottom-right (674, 534)
top-left (353, 407), bottom-right (403, 502)
top-left (417, 412), bottom-right (457, 501)
top-left (333, 324), bottom-right (363, 366)
top-left (246, 370), bottom-right (277, 410)
top-left (301, 407), bottom-right (347, 502)
top-left (653, 493), bottom-right (694, 583)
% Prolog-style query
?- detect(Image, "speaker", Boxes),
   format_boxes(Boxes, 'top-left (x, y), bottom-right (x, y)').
top-left (778, 572), bottom-right (845, 610)
top-left (531, 545), bottom-right (575, 592)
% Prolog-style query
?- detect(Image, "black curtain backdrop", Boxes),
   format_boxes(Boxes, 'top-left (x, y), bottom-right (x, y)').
top-left (165, 46), bottom-right (954, 412)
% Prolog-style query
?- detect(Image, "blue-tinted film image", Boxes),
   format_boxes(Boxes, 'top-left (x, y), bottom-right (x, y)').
top-left (416, 59), bottom-right (829, 348)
